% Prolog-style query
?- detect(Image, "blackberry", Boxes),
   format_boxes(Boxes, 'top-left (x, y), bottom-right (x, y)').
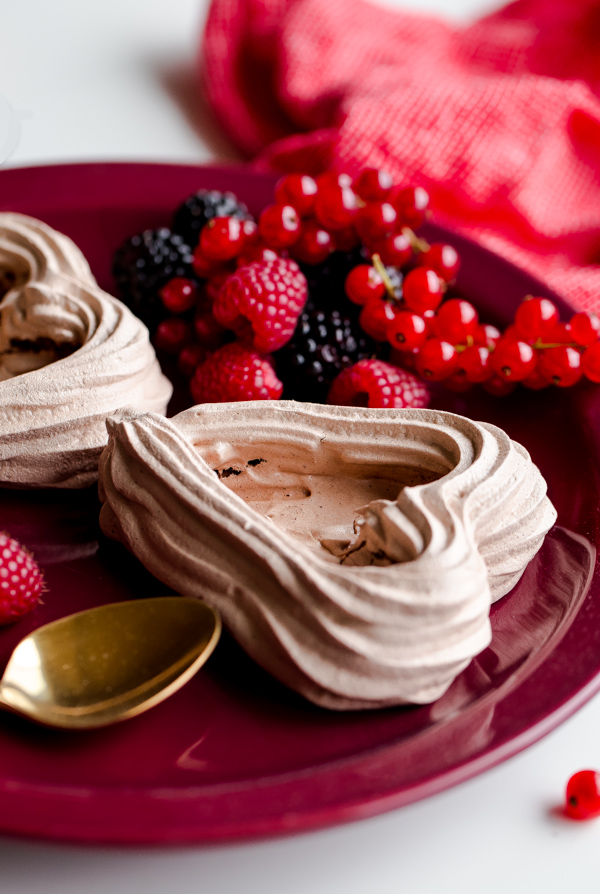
top-left (300, 246), bottom-right (369, 315)
top-left (172, 190), bottom-right (252, 249)
top-left (276, 308), bottom-right (377, 403)
top-left (112, 228), bottom-right (194, 329)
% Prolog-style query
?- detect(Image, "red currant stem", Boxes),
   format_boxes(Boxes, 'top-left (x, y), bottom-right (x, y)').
top-left (534, 340), bottom-right (580, 350)
top-left (400, 227), bottom-right (430, 253)
top-left (371, 253), bottom-right (398, 300)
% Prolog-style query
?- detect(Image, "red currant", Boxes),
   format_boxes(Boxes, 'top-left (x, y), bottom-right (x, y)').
top-left (514, 297), bottom-right (559, 341)
top-left (403, 267), bottom-right (444, 313)
top-left (359, 297), bottom-right (398, 341)
top-left (565, 770), bottom-right (600, 820)
top-left (154, 317), bottom-right (193, 354)
top-left (353, 168), bottom-right (393, 201)
top-left (545, 321), bottom-right (573, 344)
top-left (435, 299), bottom-right (479, 344)
top-left (483, 375), bottom-right (517, 397)
top-left (159, 277), bottom-right (200, 314)
top-left (389, 185), bottom-right (429, 228)
top-left (236, 240), bottom-right (280, 268)
top-left (582, 341), bottom-right (600, 382)
top-left (521, 367), bottom-right (551, 390)
top-left (191, 249), bottom-right (232, 280)
top-left (417, 243), bottom-right (460, 282)
top-left (178, 343), bottom-right (209, 378)
top-left (291, 220), bottom-right (333, 265)
top-left (194, 310), bottom-right (227, 347)
top-left (455, 345), bottom-right (492, 382)
top-left (415, 338), bottom-right (457, 381)
top-left (205, 271), bottom-right (231, 304)
top-left (355, 201), bottom-right (397, 243)
top-left (474, 323), bottom-right (502, 349)
top-left (274, 174), bottom-right (318, 217)
top-left (371, 231), bottom-right (412, 267)
top-left (314, 183), bottom-right (358, 231)
top-left (491, 338), bottom-right (537, 382)
top-left (258, 204), bottom-right (301, 249)
top-left (386, 311), bottom-right (428, 351)
top-left (570, 311), bottom-right (600, 347)
top-left (538, 345), bottom-right (582, 387)
top-left (345, 265), bottom-right (386, 306)
top-left (200, 217), bottom-right (245, 261)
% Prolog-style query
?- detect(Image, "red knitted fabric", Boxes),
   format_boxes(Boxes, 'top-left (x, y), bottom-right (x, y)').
top-left (202, 0), bottom-right (600, 311)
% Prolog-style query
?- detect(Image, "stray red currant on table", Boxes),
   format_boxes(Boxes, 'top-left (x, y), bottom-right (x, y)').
top-left (565, 770), bottom-right (600, 820)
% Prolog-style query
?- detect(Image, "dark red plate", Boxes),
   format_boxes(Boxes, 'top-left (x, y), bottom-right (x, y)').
top-left (0, 162), bottom-right (598, 844)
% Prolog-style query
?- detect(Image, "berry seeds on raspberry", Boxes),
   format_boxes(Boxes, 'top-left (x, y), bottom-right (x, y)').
top-left (0, 532), bottom-right (44, 625)
top-left (327, 359), bottom-right (431, 410)
top-left (212, 258), bottom-right (308, 353)
top-left (190, 343), bottom-right (283, 403)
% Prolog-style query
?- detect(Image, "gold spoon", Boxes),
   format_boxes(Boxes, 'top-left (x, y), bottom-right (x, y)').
top-left (0, 597), bottom-right (221, 729)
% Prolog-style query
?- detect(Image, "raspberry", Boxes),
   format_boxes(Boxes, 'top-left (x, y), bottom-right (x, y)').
top-left (190, 343), bottom-right (283, 403)
top-left (328, 359), bottom-right (431, 409)
top-left (213, 258), bottom-right (308, 353)
top-left (0, 532), bottom-right (44, 625)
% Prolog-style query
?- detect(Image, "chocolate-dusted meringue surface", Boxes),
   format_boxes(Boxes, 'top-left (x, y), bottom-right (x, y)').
top-left (98, 402), bottom-right (557, 710)
top-left (0, 213), bottom-right (172, 488)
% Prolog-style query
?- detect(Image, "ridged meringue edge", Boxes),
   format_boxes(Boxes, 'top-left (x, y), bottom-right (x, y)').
top-left (0, 213), bottom-right (172, 488)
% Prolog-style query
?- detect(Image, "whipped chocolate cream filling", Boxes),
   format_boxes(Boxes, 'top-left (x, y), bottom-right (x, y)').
top-left (98, 402), bottom-right (556, 710)
top-left (0, 214), bottom-right (172, 487)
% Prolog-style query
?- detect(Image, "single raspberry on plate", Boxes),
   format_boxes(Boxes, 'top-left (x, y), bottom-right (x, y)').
top-left (213, 258), bottom-right (308, 352)
top-left (190, 343), bottom-right (283, 403)
top-left (0, 532), bottom-right (44, 625)
top-left (327, 359), bottom-right (431, 409)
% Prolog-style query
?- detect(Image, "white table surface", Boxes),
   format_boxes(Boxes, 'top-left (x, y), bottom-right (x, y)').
top-left (2, 1), bottom-right (600, 892)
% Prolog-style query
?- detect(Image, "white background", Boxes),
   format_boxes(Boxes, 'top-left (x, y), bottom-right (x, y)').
top-left (3, 1), bottom-right (600, 892)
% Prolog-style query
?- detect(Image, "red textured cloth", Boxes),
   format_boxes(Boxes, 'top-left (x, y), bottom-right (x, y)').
top-left (202, 0), bottom-right (600, 311)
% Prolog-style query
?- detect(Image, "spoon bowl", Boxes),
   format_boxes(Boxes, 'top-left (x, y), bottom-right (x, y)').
top-left (0, 597), bottom-right (221, 729)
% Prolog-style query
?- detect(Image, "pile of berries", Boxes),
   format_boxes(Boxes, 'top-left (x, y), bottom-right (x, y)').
top-left (112, 170), bottom-right (600, 409)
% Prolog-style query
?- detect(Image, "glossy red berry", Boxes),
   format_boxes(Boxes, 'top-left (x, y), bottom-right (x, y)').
top-left (491, 338), bottom-right (537, 381)
top-left (333, 226), bottom-right (360, 252)
top-left (473, 323), bottom-right (502, 349)
top-left (353, 168), bottom-right (393, 201)
top-left (386, 311), bottom-right (428, 351)
top-left (455, 345), bottom-right (492, 383)
top-left (236, 240), bottom-right (280, 268)
top-left (538, 345), bottom-right (582, 387)
top-left (154, 317), bottom-right (193, 354)
top-left (417, 243), bottom-right (460, 282)
top-left (403, 267), bottom-right (444, 314)
top-left (371, 231), bottom-right (412, 267)
top-left (194, 310), bottom-right (227, 348)
top-left (521, 367), bottom-right (551, 390)
top-left (291, 220), bottom-right (333, 265)
top-left (565, 770), bottom-right (600, 820)
top-left (389, 185), bottom-right (429, 228)
top-left (415, 338), bottom-right (457, 381)
top-left (258, 204), bottom-right (301, 249)
top-left (200, 216), bottom-right (245, 261)
top-left (314, 183), bottom-right (358, 231)
top-left (582, 341), bottom-right (600, 382)
top-left (570, 311), bottom-right (600, 347)
top-left (274, 174), bottom-right (318, 216)
top-left (514, 297), bottom-right (559, 341)
top-left (483, 375), bottom-right (517, 397)
top-left (345, 265), bottom-right (386, 305)
top-left (545, 321), bottom-right (573, 344)
top-left (355, 201), bottom-right (398, 243)
top-left (359, 297), bottom-right (398, 341)
top-left (178, 343), bottom-right (209, 378)
top-left (435, 299), bottom-right (479, 344)
top-left (159, 277), bottom-right (199, 314)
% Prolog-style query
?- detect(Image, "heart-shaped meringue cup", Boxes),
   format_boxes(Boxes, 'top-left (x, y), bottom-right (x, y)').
top-left (0, 214), bottom-right (171, 488)
top-left (99, 401), bottom-right (557, 710)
